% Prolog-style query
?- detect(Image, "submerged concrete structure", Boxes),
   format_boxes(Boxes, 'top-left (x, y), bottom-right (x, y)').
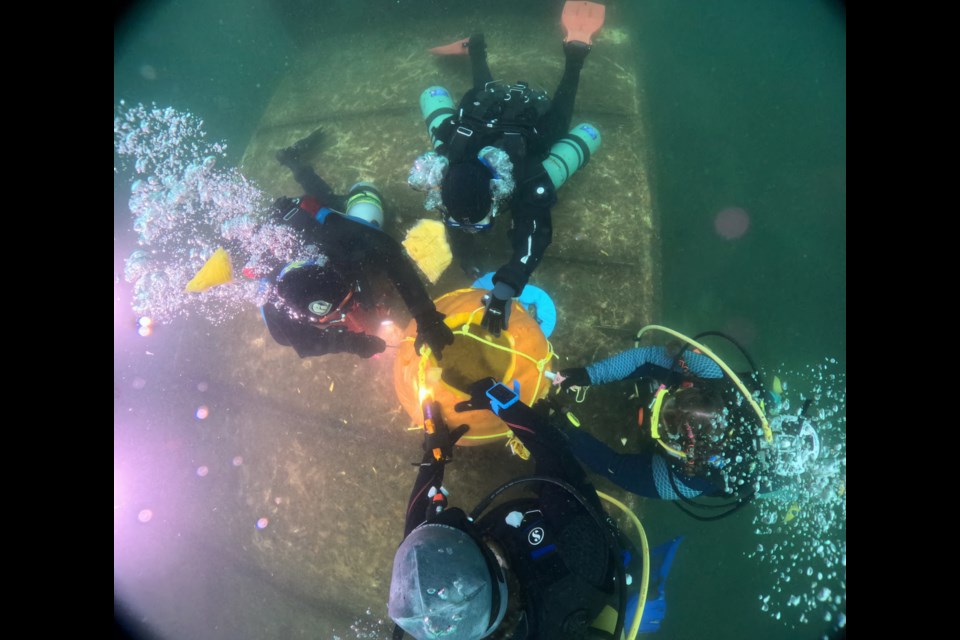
top-left (120, 6), bottom-right (663, 638)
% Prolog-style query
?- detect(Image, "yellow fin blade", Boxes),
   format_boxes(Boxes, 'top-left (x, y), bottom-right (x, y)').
top-left (185, 247), bottom-right (233, 292)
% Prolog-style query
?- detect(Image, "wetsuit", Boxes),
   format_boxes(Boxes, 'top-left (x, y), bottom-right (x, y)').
top-left (432, 39), bottom-right (587, 294)
top-left (401, 400), bottom-right (620, 639)
top-left (261, 164), bottom-right (439, 359)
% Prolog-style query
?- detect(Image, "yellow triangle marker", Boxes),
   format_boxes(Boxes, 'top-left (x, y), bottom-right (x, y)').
top-left (185, 247), bottom-right (233, 292)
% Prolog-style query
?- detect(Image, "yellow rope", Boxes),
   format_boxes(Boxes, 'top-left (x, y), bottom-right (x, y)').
top-left (506, 435), bottom-right (531, 460)
top-left (410, 304), bottom-right (555, 458)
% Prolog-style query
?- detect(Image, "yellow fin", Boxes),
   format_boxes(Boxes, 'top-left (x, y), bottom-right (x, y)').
top-left (402, 219), bottom-right (452, 284)
top-left (783, 502), bottom-right (800, 523)
top-left (773, 375), bottom-right (783, 395)
top-left (185, 247), bottom-right (233, 292)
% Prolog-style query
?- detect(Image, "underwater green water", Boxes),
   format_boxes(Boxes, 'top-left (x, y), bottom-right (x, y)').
top-left (115, 2), bottom-right (845, 639)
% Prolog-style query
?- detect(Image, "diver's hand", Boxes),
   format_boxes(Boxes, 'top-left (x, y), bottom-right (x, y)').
top-left (422, 403), bottom-right (470, 464)
top-left (345, 332), bottom-right (386, 359)
top-left (414, 309), bottom-right (455, 361)
top-left (480, 282), bottom-right (515, 337)
top-left (453, 377), bottom-right (499, 413)
top-left (555, 367), bottom-right (591, 391)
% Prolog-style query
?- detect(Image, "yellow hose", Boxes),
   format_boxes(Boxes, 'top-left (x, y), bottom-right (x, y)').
top-left (636, 325), bottom-right (772, 442)
top-left (597, 490), bottom-right (649, 640)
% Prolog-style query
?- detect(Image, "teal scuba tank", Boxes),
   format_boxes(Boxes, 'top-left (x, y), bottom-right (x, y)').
top-left (542, 123), bottom-right (602, 190)
top-left (419, 86), bottom-right (456, 150)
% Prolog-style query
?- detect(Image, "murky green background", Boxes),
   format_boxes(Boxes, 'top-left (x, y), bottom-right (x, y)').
top-left (115, 1), bottom-right (845, 639)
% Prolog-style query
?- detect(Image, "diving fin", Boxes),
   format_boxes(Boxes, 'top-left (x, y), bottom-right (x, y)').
top-left (561, 1), bottom-right (606, 46)
top-left (185, 247), bottom-right (233, 293)
top-left (277, 127), bottom-right (326, 166)
top-left (429, 37), bottom-right (470, 56)
top-left (621, 535), bottom-right (684, 633)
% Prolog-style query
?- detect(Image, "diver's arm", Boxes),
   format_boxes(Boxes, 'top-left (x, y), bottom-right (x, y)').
top-left (402, 456), bottom-right (447, 537)
top-left (585, 346), bottom-right (724, 386)
top-left (492, 199), bottom-right (553, 294)
top-left (323, 214), bottom-right (437, 318)
top-left (497, 401), bottom-right (605, 513)
top-left (261, 304), bottom-right (382, 358)
top-left (261, 303), bottom-right (333, 357)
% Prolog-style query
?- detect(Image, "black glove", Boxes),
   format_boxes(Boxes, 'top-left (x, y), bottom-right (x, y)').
top-left (480, 282), bottom-right (515, 337)
top-left (422, 401), bottom-right (470, 464)
top-left (453, 377), bottom-right (499, 413)
top-left (554, 367), bottom-right (591, 391)
top-left (344, 332), bottom-right (386, 359)
top-left (414, 309), bottom-right (455, 361)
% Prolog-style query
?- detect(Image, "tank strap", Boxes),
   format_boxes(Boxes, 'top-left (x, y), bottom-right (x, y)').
top-left (446, 124), bottom-right (476, 163)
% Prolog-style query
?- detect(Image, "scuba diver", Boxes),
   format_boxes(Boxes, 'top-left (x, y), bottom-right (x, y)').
top-left (259, 130), bottom-right (454, 360)
top-left (549, 327), bottom-right (820, 519)
top-left (408, 0), bottom-right (606, 338)
top-left (389, 376), bottom-right (636, 640)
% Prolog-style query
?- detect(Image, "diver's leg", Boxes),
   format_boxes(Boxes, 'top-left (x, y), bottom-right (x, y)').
top-left (277, 154), bottom-right (346, 210)
top-left (540, 42), bottom-right (590, 141)
top-left (277, 129), bottom-right (346, 208)
top-left (468, 33), bottom-right (493, 91)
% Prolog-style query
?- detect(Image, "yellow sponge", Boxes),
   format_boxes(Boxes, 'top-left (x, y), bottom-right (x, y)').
top-left (185, 247), bottom-right (233, 292)
top-left (402, 219), bottom-right (452, 284)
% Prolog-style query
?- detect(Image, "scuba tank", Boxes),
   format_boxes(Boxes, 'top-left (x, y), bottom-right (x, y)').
top-left (542, 122), bottom-right (602, 190)
top-left (343, 182), bottom-right (384, 229)
top-left (419, 86), bottom-right (456, 150)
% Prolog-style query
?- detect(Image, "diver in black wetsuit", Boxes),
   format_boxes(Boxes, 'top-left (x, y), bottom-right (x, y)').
top-left (259, 134), bottom-right (454, 360)
top-left (409, 32), bottom-right (599, 338)
top-left (388, 377), bottom-right (629, 640)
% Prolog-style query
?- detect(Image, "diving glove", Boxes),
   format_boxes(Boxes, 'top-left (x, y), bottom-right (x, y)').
top-left (453, 377), bottom-right (500, 414)
top-left (555, 367), bottom-right (591, 391)
top-left (414, 309), bottom-right (454, 360)
top-left (344, 331), bottom-right (386, 359)
top-left (422, 401), bottom-right (470, 464)
top-left (480, 282), bottom-right (515, 337)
